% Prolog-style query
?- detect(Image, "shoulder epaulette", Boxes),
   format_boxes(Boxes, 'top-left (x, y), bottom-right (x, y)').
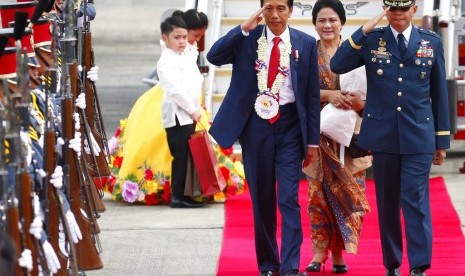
top-left (371, 27), bottom-right (385, 33)
top-left (418, 28), bottom-right (440, 39)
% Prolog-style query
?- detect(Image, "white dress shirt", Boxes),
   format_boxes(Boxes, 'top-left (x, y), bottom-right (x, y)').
top-left (266, 27), bottom-right (295, 105)
top-left (158, 48), bottom-right (203, 128)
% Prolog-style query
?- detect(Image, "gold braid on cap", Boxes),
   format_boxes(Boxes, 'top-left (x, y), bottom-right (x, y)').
top-left (384, 0), bottom-right (414, 7)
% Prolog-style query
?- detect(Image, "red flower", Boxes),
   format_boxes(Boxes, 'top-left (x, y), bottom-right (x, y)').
top-left (113, 156), bottom-right (123, 168)
top-left (161, 181), bottom-right (171, 204)
top-left (93, 176), bottom-right (108, 190)
top-left (220, 146), bottom-right (233, 156)
top-left (220, 167), bottom-right (231, 181)
top-left (226, 184), bottom-right (237, 196)
top-left (107, 175), bottom-right (116, 193)
top-left (145, 193), bottom-right (159, 206)
top-left (114, 126), bottom-right (122, 137)
top-left (145, 169), bottom-right (154, 180)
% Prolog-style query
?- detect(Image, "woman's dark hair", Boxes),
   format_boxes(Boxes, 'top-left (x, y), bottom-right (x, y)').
top-left (172, 9), bottom-right (208, 30)
top-left (312, 0), bottom-right (346, 25)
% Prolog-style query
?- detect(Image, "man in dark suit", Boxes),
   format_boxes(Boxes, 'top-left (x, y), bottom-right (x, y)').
top-left (330, 1), bottom-right (450, 276)
top-left (207, 1), bottom-right (320, 275)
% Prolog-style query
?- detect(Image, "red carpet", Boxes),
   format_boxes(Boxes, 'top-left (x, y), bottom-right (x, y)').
top-left (217, 177), bottom-right (465, 275)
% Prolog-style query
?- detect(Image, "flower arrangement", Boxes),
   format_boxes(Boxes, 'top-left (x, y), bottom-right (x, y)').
top-left (106, 119), bottom-right (172, 205)
top-left (106, 115), bottom-right (248, 206)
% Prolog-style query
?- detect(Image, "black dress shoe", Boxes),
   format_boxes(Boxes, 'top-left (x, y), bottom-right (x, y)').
top-left (386, 268), bottom-right (401, 276)
top-left (410, 268), bottom-right (427, 276)
top-left (170, 196), bottom-right (204, 208)
top-left (333, 264), bottom-right (348, 274)
top-left (281, 270), bottom-right (307, 276)
top-left (306, 262), bottom-right (324, 272)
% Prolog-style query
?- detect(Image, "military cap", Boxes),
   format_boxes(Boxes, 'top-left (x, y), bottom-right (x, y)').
top-left (32, 18), bottom-right (52, 47)
top-left (383, 0), bottom-right (415, 7)
top-left (0, 47), bottom-right (17, 79)
top-left (0, 1), bottom-right (36, 28)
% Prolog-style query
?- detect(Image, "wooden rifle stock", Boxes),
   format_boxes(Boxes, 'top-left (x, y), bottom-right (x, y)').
top-left (69, 63), bottom-right (102, 230)
top-left (83, 31), bottom-right (110, 176)
top-left (19, 171), bottom-right (39, 276)
top-left (5, 204), bottom-right (25, 275)
top-left (64, 63), bottom-right (103, 270)
top-left (43, 127), bottom-right (68, 275)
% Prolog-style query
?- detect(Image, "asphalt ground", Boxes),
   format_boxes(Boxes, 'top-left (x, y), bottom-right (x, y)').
top-left (86, 1), bottom-right (465, 275)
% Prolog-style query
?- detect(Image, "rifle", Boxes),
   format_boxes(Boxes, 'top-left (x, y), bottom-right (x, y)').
top-left (42, 67), bottom-right (76, 276)
top-left (61, 62), bottom-right (103, 271)
top-left (69, 62), bottom-right (102, 234)
top-left (59, 1), bottom-right (102, 270)
top-left (76, 20), bottom-right (106, 213)
top-left (82, 0), bottom-right (110, 163)
top-left (3, 76), bottom-right (28, 276)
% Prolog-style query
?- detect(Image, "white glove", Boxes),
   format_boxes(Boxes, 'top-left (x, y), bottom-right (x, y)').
top-left (84, 132), bottom-right (101, 156)
top-left (50, 166), bottom-right (63, 189)
top-left (64, 210), bottom-right (82, 243)
top-left (42, 240), bottom-right (60, 274)
top-left (57, 137), bottom-right (65, 146)
top-left (18, 249), bottom-right (33, 272)
top-left (69, 132), bottom-right (82, 156)
top-left (77, 16), bottom-right (84, 28)
top-left (73, 112), bottom-right (81, 131)
top-left (75, 93), bottom-right (86, 110)
top-left (87, 66), bottom-right (99, 82)
top-left (33, 194), bottom-right (42, 218)
top-left (29, 216), bottom-right (44, 240)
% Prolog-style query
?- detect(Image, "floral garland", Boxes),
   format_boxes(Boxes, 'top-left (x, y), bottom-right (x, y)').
top-left (255, 32), bottom-right (292, 95)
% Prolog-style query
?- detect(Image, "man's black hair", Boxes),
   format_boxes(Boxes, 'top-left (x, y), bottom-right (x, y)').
top-left (160, 16), bottom-right (187, 35)
top-left (260, 0), bottom-right (294, 7)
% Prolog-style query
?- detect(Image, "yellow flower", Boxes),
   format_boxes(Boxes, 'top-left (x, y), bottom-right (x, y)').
top-left (233, 161), bottom-right (245, 178)
top-left (119, 118), bottom-right (127, 129)
top-left (144, 180), bottom-right (158, 194)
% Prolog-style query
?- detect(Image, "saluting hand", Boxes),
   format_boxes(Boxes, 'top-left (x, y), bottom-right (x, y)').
top-left (241, 3), bottom-right (267, 32)
top-left (362, 6), bottom-right (389, 35)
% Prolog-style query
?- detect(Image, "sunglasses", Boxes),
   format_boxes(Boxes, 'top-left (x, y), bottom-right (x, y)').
top-left (386, 6), bottom-right (411, 12)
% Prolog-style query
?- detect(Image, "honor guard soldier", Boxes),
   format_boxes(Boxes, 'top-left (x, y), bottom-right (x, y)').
top-left (330, 1), bottom-right (450, 276)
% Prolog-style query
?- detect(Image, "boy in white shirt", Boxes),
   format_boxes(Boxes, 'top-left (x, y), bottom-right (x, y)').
top-left (157, 16), bottom-right (204, 208)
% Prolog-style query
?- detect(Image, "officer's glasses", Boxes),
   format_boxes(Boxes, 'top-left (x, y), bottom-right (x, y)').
top-left (385, 6), bottom-right (411, 12)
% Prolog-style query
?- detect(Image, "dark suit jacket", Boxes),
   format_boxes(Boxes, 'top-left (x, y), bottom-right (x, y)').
top-left (207, 25), bottom-right (321, 153)
top-left (331, 26), bottom-right (450, 154)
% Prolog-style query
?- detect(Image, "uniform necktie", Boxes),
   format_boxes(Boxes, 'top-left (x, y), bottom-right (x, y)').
top-left (397, 33), bottom-right (407, 57)
top-left (268, 37), bottom-right (281, 124)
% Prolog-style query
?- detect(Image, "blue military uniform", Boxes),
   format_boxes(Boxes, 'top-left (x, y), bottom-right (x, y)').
top-left (331, 25), bottom-right (450, 273)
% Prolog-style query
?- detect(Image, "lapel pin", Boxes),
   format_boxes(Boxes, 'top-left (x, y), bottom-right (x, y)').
top-left (294, 49), bottom-right (299, 62)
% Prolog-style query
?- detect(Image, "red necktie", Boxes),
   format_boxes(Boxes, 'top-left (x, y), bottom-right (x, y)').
top-left (268, 37), bottom-right (281, 124)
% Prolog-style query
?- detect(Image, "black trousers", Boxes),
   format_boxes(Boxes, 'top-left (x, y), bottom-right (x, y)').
top-left (165, 118), bottom-right (195, 199)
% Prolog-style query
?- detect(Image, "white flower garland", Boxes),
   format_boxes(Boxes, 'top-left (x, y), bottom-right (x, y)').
top-left (256, 33), bottom-right (292, 95)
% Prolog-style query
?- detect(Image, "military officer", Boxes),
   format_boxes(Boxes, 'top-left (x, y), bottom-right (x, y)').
top-left (330, 1), bottom-right (450, 276)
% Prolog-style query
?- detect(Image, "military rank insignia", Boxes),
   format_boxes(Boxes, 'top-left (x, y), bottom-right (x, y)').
top-left (417, 40), bottom-right (434, 58)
